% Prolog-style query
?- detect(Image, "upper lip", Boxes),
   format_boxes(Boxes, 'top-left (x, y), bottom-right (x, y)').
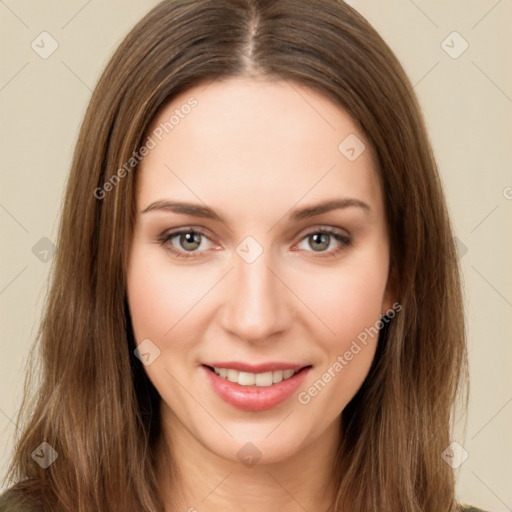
top-left (203, 361), bottom-right (310, 373)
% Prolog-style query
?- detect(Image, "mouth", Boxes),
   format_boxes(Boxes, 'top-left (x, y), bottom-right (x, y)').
top-left (201, 362), bottom-right (312, 412)
top-left (203, 364), bottom-right (310, 387)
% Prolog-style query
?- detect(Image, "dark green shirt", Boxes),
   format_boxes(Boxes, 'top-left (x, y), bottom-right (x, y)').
top-left (0, 492), bottom-right (490, 512)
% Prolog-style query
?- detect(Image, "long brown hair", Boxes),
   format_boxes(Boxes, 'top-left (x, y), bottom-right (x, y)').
top-left (3, 1), bottom-right (468, 510)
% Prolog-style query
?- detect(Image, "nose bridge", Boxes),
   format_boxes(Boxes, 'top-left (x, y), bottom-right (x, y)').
top-left (220, 243), bottom-right (289, 342)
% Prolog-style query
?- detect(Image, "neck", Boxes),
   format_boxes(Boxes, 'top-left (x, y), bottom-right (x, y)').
top-left (156, 406), bottom-right (341, 512)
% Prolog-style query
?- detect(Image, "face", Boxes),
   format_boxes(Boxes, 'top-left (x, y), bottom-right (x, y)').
top-left (127, 77), bottom-right (394, 465)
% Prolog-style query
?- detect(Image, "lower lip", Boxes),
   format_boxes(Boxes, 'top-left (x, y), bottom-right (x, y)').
top-left (202, 365), bottom-right (311, 412)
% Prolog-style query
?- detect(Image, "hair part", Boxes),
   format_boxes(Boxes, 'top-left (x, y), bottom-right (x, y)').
top-left (4, 1), bottom-right (468, 511)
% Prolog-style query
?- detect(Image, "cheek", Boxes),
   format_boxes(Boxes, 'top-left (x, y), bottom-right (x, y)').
top-left (296, 255), bottom-right (389, 343)
top-left (127, 263), bottom-right (170, 343)
top-left (127, 246), bottom-right (208, 344)
top-left (292, 252), bottom-right (388, 409)
top-left (126, 250), bottom-right (209, 411)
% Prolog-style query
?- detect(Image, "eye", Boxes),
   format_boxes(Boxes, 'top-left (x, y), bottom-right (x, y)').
top-left (157, 226), bottom-right (352, 260)
top-left (157, 228), bottom-right (216, 259)
top-left (295, 227), bottom-right (352, 258)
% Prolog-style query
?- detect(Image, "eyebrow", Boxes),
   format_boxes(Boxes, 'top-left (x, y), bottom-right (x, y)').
top-left (291, 198), bottom-right (371, 220)
top-left (141, 198), bottom-right (371, 222)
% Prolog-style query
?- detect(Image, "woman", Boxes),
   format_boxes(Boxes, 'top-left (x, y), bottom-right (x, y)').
top-left (1, 0), bottom-right (485, 510)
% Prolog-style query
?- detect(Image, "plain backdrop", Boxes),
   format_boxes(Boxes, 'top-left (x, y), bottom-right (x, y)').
top-left (1, 1), bottom-right (511, 510)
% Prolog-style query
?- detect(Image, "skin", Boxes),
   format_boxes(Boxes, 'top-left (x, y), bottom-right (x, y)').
top-left (126, 77), bottom-right (395, 512)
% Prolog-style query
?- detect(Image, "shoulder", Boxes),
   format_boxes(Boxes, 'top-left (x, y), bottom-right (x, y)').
top-left (0, 487), bottom-right (43, 512)
top-left (0, 491), bottom-right (492, 512)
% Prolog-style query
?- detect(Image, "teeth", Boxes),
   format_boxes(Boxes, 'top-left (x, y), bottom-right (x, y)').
top-left (283, 369), bottom-right (295, 379)
top-left (226, 369), bottom-right (238, 383)
top-left (272, 370), bottom-right (283, 383)
top-left (238, 371), bottom-right (255, 386)
top-left (212, 367), bottom-right (298, 386)
top-left (255, 371), bottom-right (273, 387)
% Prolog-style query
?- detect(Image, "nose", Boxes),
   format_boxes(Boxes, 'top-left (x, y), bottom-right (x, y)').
top-left (218, 247), bottom-right (293, 344)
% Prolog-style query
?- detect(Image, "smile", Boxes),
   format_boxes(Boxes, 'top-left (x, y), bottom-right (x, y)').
top-left (208, 366), bottom-right (299, 387)
top-left (201, 362), bottom-right (312, 412)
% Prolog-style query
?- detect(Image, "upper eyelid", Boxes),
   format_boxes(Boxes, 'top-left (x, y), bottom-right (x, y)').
top-left (160, 224), bottom-right (350, 237)
top-left (160, 225), bottom-right (351, 248)
top-left (300, 225), bottom-right (350, 237)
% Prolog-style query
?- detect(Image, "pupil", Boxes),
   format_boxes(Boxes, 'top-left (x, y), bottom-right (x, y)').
top-left (181, 232), bottom-right (201, 250)
top-left (311, 233), bottom-right (329, 251)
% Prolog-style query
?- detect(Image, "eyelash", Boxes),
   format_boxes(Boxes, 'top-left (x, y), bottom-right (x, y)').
top-left (157, 226), bottom-right (352, 260)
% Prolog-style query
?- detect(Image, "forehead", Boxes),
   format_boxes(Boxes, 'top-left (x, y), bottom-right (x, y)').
top-left (136, 77), bottom-right (382, 222)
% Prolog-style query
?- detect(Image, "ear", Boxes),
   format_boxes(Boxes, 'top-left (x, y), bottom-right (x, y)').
top-left (381, 264), bottom-right (399, 315)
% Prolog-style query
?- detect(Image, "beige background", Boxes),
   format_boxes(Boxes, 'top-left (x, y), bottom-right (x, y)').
top-left (1, 1), bottom-right (511, 510)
